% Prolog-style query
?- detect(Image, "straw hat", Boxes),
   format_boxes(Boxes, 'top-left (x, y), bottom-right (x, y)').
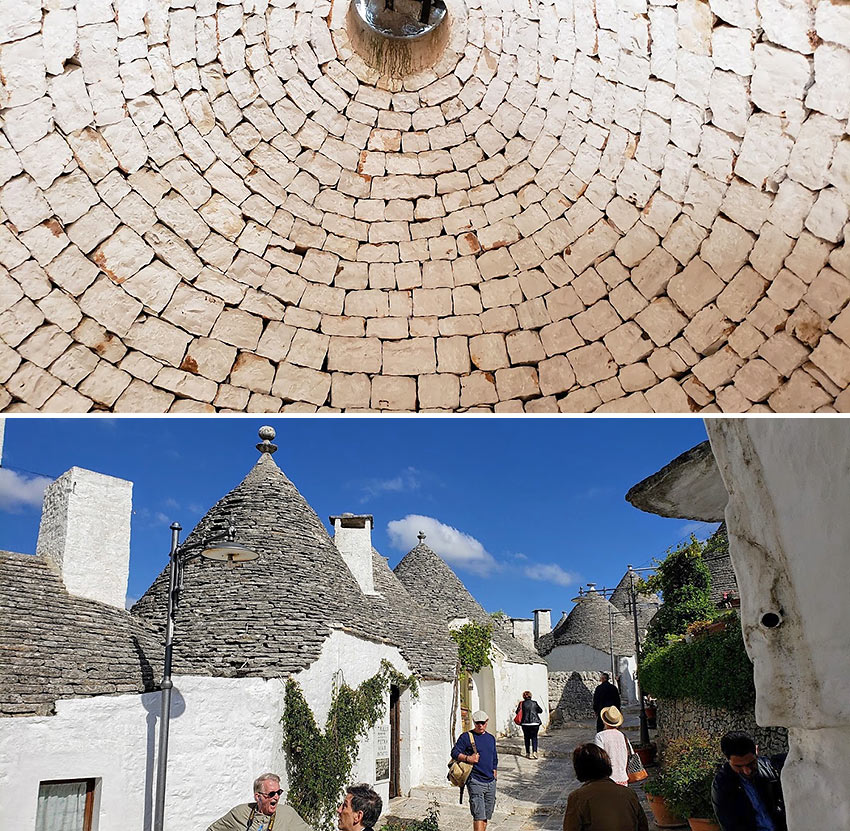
top-left (600, 705), bottom-right (624, 727)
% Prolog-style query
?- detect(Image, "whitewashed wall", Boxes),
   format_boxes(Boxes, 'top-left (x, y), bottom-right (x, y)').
top-left (0, 675), bottom-right (285, 831)
top-left (413, 680), bottom-right (456, 787)
top-left (706, 419), bottom-right (850, 831)
top-left (472, 649), bottom-right (550, 737)
top-left (618, 655), bottom-right (638, 705)
top-left (0, 629), bottom-right (450, 830)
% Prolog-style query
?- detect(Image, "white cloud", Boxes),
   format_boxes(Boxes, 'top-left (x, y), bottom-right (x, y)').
top-left (522, 562), bottom-right (580, 587)
top-left (0, 468), bottom-right (52, 512)
top-left (361, 467), bottom-right (421, 501)
top-left (387, 514), bottom-right (498, 577)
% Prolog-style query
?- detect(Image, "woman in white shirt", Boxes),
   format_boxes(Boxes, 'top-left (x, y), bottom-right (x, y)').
top-left (593, 706), bottom-right (630, 785)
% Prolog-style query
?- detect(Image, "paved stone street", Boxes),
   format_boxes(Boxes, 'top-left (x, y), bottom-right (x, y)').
top-left (387, 707), bottom-right (663, 831)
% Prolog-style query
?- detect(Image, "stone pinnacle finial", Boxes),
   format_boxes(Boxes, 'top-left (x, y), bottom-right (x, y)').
top-left (417, 530), bottom-right (426, 543)
top-left (257, 425), bottom-right (278, 455)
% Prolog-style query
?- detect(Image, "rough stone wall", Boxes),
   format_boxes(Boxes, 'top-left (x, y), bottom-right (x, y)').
top-left (656, 696), bottom-right (789, 758)
top-left (548, 670), bottom-right (598, 723)
top-left (1, 0), bottom-right (850, 412)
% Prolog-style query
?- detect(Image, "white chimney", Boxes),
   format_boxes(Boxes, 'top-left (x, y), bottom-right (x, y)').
top-left (36, 467), bottom-right (133, 610)
top-left (330, 513), bottom-right (377, 595)
top-left (533, 609), bottom-right (551, 641)
top-left (511, 618), bottom-right (536, 650)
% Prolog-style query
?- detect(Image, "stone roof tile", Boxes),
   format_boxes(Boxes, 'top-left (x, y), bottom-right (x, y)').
top-left (0, 550), bottom-right (161, 717)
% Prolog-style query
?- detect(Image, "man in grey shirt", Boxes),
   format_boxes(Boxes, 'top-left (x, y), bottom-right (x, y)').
top-left (207, 773), bottom-right (313, 831)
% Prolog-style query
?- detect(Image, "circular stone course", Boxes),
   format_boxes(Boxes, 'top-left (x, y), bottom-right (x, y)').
top-left (1, 0), bottom-right (849, 412)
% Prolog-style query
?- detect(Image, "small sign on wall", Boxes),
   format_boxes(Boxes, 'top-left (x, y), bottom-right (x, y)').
top-left (375, 724), bottom-right (390, 781)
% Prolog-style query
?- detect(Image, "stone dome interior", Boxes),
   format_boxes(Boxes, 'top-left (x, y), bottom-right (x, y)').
top-left (0, 0), bottom-right (849, 412)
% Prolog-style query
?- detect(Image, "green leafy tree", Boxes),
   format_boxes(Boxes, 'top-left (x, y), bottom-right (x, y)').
top-left (641, 536), bottom-right (715, 654)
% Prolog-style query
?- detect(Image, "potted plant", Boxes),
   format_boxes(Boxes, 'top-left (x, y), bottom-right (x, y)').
top-left (634, 740), bottom-right (657, 766)
top-left (663, 733), bottom-right (723, 831)
top-left (643, 774), bottom-right (686, 828)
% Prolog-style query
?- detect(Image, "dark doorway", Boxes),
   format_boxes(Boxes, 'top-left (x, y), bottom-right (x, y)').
top-left (390, 685), bottom-right (401, 797)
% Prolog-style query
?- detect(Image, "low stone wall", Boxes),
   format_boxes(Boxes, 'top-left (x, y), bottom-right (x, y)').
top-left (548, 671), bottom-right (599, 724)
top-left (657, 697), bottom-right (789, 758)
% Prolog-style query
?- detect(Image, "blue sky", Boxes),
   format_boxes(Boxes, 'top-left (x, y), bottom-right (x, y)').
top-left (0, 417), bottom-right (718, 617)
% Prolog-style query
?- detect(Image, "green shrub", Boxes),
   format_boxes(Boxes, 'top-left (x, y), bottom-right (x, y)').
top-left (662, 732), bottom-right (723, 819)
top-left (639, 611), bottom-right (755, 711)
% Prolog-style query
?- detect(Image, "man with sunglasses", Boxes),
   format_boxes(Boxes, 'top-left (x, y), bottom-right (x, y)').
top-left (207, 772), bottom-right (314, 831)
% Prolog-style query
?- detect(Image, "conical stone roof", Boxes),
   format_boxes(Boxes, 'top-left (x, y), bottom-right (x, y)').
top-left (609, 572), bottom-right (661, 633)
top-left (132, 445), bottom-right (456, 681)
top-left (394, 540), bottom-right (544, 665)
top-left (370, 549), bottom-right (459, 678)
top-left (544, 588), bottom-right (635, 655)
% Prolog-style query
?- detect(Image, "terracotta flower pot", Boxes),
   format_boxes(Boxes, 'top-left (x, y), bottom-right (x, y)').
top-left (688, 818), bottom-right (721, 831)
top-left (636, 744), bottom-right (657, 766)
top-left (646, 793), bottom-right (686, 828)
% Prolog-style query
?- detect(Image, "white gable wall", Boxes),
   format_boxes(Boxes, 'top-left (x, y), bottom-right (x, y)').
top-left (0, 629), bottom-right (450, 830)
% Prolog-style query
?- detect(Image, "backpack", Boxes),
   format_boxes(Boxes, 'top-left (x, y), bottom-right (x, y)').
top-left (447, 731), bottom-right (477, 795)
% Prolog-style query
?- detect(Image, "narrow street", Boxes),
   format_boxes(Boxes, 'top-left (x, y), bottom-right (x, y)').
top-left (387, 707), bottom-right (663, 831)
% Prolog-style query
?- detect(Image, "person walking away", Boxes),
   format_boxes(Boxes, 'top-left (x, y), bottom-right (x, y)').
top-left (337, 784), bottom-right (383, 831)
top-left (593, 705), bottom-right (630, 785)
top-left (711, 731), bottom-right (787, 831)
top-left (564, 743), bottom-right (649, 831)
top-left (451, 710), bottom-right (498, 831)
top-left (592, 672), bottom-right (621, 733)
top-left (206, 772), bottom-right (314, 831)
top-left (516, 690), bottom-right (544, 759)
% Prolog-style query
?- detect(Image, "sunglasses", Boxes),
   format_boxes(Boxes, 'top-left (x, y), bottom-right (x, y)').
top-left (259, 790), bottom-right (284, 799)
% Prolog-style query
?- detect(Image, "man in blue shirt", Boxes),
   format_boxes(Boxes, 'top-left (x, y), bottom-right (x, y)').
top-left (451, 710), bottom-right (498, 831)
top-left (711, 732), bottom-right (787, 831)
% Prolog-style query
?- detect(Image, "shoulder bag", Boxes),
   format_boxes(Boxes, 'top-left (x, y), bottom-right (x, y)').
top-left (447, 731), bottom-right (477, 787)
top-left (624, 734), bottom-right (648, 783)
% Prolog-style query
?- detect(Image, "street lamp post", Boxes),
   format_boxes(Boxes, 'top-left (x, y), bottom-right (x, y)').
top-left (627, 565), bottom-right (650, 747)
top-left (153, 523), bottom-right (259, 831)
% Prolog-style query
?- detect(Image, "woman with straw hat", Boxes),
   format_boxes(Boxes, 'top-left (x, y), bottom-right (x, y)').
top-left (593, 705), bottom-right (630, 786)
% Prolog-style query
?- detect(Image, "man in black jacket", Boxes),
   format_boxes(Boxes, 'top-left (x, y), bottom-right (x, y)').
top-left (591, 673), bottom-right (620, 733)
top-left (711, 732), bottom-right (786, 831)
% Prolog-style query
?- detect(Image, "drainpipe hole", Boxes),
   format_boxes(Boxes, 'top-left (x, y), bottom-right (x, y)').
top-left (760, 611), bottom-right (782, 629)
